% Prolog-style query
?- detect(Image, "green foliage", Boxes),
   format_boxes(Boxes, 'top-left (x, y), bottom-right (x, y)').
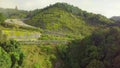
top-left (0, 40), bottom-right (20, 52)
top-left (55, 45), bottom-right (70, 68)
top-left (56, 45), bottom-right (68, 60)
top-left (39, 34), bottom-right (71, 40)
top-left (34, 63), bottom-right (41, 68)
top-left (0, 47), bottom-right (11, 68)
top-left (0, 40), bottom-right (24, 68)
top-left (86, 59), bottom-right (105, 68)
top-left (0, 13), bottom-right (6, 23)
top-left (56, 27), bottom-right (120, 68)
top-left (25, 3), bottom-right (114, 38)
top-left (84, 13), bottom-right (114, 25)
top-left (51, 3), bottom-right (113, 25)
top-left (39, 45), bottom-right (54, 54)
top-left (20, 45), bottom-right (58, 68)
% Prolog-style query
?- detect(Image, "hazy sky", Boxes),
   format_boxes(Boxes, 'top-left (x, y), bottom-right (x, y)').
top-left (0, 0), bottom-right (120, 18)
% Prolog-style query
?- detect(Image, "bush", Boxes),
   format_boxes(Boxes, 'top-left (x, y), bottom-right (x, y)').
top-left (0, 40), bottom-right (24, 68)
top-left (0, 47), bottom-right (11, 68)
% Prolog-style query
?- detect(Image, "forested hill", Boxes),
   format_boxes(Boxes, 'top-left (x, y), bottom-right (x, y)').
top-left (108, 16), bottom-right (120, 26)
top-left (110, 16), bottom-right (120, 22)
top-left (25, 3), bottom-right (114, 35)
top-left (0, 8), bottom-right (28, 19)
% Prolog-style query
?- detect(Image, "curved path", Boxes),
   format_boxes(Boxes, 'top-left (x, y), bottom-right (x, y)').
top-left (5, 19), bottom-right (37, 28)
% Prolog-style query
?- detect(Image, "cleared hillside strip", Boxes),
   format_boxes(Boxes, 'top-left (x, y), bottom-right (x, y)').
top-left (18, 40), bottom-right (69, 45)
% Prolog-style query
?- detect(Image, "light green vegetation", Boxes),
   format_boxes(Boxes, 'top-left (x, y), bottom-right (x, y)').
top-left (0, 40), bottom-right (24, 68)
top-left (21, 45), bottom-right (57, 68)
top-left (0, 47), bottom-right (11, 68)
top-left (26, 3), bottom-right (95, 37)
top-left (39, 34), bottom-right (84, 41)
top-left (26, 3), bottom-right (113, 38)
top-left (1, 29), bottom-right (41, 41)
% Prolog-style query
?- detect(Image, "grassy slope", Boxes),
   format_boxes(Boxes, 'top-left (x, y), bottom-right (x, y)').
top-left (21, 45), bottom-right (58, 68)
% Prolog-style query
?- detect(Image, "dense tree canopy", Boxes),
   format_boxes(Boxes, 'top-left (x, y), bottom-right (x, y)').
top-left (57, 27), bottom-right (120, 68)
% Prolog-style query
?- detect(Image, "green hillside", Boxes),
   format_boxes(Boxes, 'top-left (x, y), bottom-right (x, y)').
top-left (25, 3), bottom-right (113, 36)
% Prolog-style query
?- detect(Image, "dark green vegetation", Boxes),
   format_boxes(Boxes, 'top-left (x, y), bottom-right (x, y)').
top-left (0, 40), bottom-right (24, 68)
top-left (57, 27), bottom-right (120, 68)
top-left (1, 2), bottom-right (120, 68)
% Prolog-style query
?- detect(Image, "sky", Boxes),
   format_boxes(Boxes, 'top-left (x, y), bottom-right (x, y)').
top-left (0, 0), bottom-right (120, 18)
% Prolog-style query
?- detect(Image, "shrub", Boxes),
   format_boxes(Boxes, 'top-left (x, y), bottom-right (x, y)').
top-left (0, 40), bottom-right (24, 68)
